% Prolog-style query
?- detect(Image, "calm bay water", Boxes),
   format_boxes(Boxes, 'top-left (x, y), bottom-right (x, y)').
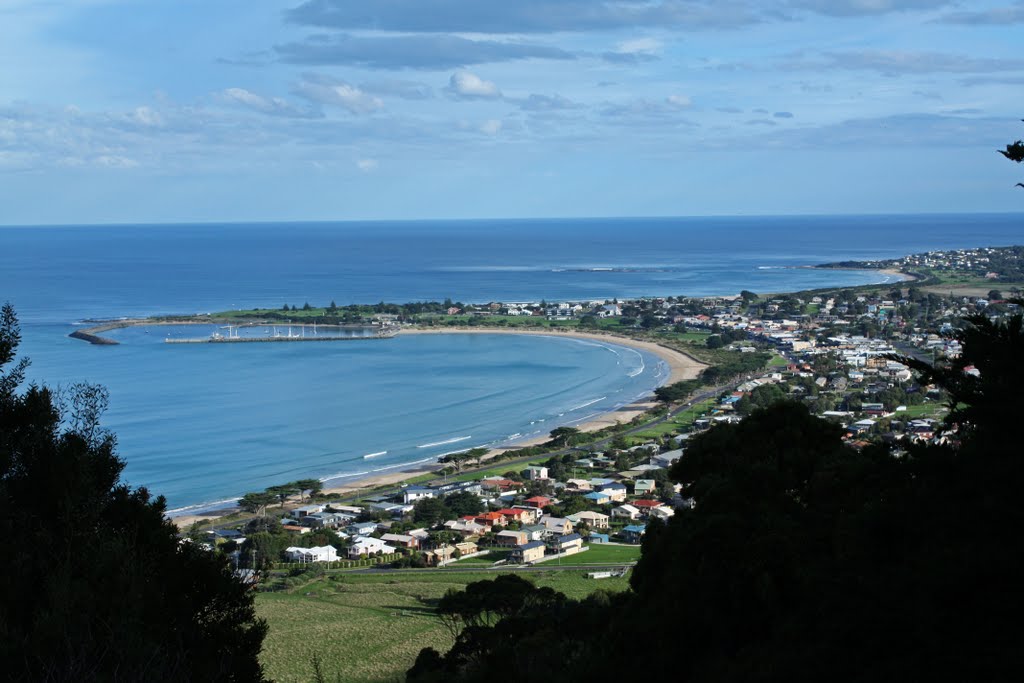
top-left (2, 213), bottom-right (1021, 510)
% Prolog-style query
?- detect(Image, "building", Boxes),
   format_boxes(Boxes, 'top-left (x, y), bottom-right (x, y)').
top-left (524, 495), bottom-right (553, 510)
top-left (539, 515), bottom-right (574, 537)
top-left (284, 545), bottom-right (339, 563)
top-left (612, 504), bottom-right (641, 521)
top-left (511, 541), bottom-right (546, 564)
top-left (347, 537), bottom-right (397, 559)
top-left (548, 532), bottom-right (583, 555)
top-left (622, 525), bottom-right (647, 544)
top-left (523, 465), bottom-right (549, 480)
top-left (568, 510), bottom-right (609, 529)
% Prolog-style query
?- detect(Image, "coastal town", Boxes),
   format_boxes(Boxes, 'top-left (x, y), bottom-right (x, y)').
top-left (188, 245), bottom-right (1024, 581)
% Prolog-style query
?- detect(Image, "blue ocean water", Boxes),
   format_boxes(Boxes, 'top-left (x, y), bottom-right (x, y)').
top-left (2, 214), bottom-right (1021, 510)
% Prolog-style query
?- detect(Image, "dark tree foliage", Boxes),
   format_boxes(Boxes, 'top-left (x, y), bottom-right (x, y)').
top-left (410, 310), bottom-right (1024, 683)
top-left (444, 490), bottom-right (484, 517)
top-left (999, 121), bottom-right (1024, 187)
top-left (0, 304), bottom-right (268, 682)
top-left (413, 496), bottom-right (452, 525)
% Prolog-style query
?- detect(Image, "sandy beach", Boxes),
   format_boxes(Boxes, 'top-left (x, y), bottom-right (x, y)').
top-left (171, 329), bottom-right (703, 528)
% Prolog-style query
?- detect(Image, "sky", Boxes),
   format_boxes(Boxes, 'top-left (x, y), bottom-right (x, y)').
top-left (1, 0), bottom-right (1023, 224)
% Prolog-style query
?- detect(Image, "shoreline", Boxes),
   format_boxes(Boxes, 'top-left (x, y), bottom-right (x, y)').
top-left (170, 329), bottom-right (704, 528)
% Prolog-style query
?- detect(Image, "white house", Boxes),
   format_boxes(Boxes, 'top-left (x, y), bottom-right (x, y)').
top-left (284, 545), bottom-right (339, 563)
top-left (347, 537), bottom-right (397, 559)
top-left (611, 504), bottom-right (641, 520)
top-left (649, 506), bottom-right (675, 521)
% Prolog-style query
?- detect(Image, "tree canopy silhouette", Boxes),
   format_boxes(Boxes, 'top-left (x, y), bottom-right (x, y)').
top-left (0, 304), bottom-right (268, 681)
top-left (410, 307), bottom-right (1024, 683)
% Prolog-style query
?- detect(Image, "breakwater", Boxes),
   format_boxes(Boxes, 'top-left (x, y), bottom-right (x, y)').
top-left (165, 330), bottom-right (397, 344)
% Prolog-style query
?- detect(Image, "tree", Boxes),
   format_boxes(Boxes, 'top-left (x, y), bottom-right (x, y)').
top-left (267, 482), bottom-right (300, 508)
top-left (445, 490), bottom-right (484, 517)
top-left (0, 304), bottom-right (268, 680)
top-left (548, 426), bottom-right (581, 448)
top-left (292, 477), bottom-right (323, 501)
top-left (413, 497), bottom-right (452, 525)
top-left (239, 491), bottom-right (276, 516)
top-left (998, 122), bottom-right (1024, 187)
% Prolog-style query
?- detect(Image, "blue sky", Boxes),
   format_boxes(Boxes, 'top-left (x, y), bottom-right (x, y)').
top-left (2, 0), bottom-right (1023, 224)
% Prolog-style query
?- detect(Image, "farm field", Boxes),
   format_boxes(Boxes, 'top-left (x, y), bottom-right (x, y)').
top-left (257, 568), bottom-right (631, 682)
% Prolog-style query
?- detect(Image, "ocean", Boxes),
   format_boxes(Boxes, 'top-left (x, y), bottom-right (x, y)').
top-left (2, 213), bottom-right (1021, 511)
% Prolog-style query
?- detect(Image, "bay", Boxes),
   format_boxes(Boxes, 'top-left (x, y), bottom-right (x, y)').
top-left (2, 213), bottom-right (1022, 510)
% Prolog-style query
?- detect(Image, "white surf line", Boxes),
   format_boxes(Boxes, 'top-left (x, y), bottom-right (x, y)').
top-left (362, 451), bottom-right (388, 459)
top-left (569, 396), bottom-right (607, 412)
top-left (417, 435), bottom-right (472, 449)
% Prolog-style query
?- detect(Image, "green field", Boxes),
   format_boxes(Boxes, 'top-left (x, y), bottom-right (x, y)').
top-left (627, 398), bottom-right (715, 441)
top-left (257, 569), bottom-right (631, 682)
top-left (573, 543), bottom-right (641, 564)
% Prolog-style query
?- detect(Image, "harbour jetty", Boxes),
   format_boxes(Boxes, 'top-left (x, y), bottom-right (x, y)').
top-left (69, 319), bottom-right (397, 345)
top-left (166, 324), bottom-right (397, 344)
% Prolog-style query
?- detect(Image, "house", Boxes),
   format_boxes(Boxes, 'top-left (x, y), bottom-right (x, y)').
top-left (347, 522), bottom-right (377, 537)
top-left (588, 532), bottom-right (610, 544)
top-left (281, 524), bottom-right (310, 535)
top-left (474, 511), bottom-right (506, 527)
top-left (455, 541), bottom-right (478, 556)
top-left (521, 524), bottom-right (547, 542)
top-left (565, 478), bottom-right (593, 492)
top-left (523, 465), bottom-right (549, 480)
top-left (650, 449), bottom-right (684, 468)
top-left (347, 537), bottom-right (396, 559)
top-left (380, 533), bottom-right (418, 549)
top-left (302, 512), bottom-right (351, 529)
top-left (622, 525), bottom-right (647, 544)
top-left (402, 486), bottom-right (435, 504)
top-left (511, 541), bottom-right (546, 564)
top-left (480, 478), bottom-right (522, 493)
top-left (291, 504), bottom-right (325, 519)
top-left (495, 529), bottom-right (529, 546)
top-left (633, 479), bottom-right (657, 496)
top-left (583, 491), bottom-right (612, 505)
top-left (539, 515), bottom-right (574, 537)
top-left (495, 507), bottom-right (528, 524)
top-left (548, 532), bottom-right (584, 555)
top-left (443, 519), bottom-right (487, 537)
top-left (596, 482), bottom-right (627, 503)
top-left (424, 545), bottom-right (457, 566)
top-left (569, 510), bottom-right (609, 529)
top-left (650, 506), bottom-right (675, 521)
top-left (612, 504), bottom-right (641, 520)
top-left (632, 499), bottom-right (664, 515)
top-left (284, 545), bottom-right (339, 563)
top-left (524, 496), bottom-right (553, 510)
top-left (510, 505), bottom-right (540, 524)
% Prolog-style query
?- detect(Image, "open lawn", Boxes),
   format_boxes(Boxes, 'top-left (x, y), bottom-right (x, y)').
top-left (257, 568), bottom-right (631, 682)
top-left (576, 543), bottom-right (642, 564)
top-left (897, 402), bottom-right (947, 420)
top-left (627, 398), bottom-right (715, 442)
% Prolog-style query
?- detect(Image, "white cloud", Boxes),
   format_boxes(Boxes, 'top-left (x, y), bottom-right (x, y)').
top-left (446, 71), bottom-right (502, 100)
top-left (666, 94), bottom-right (692, 108)
top-left (130, 106), bottom-right (163, 127)
top-left (616, 38), bottom-right (662, 54)
top-left (219, 87), bottom-right (319, 118)
top-left (292, 77), bottom-right (384, 114)
top-left (480, 119), bottom-right (503, 135)
top-left (356, 158), bottom-right (379, 171)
